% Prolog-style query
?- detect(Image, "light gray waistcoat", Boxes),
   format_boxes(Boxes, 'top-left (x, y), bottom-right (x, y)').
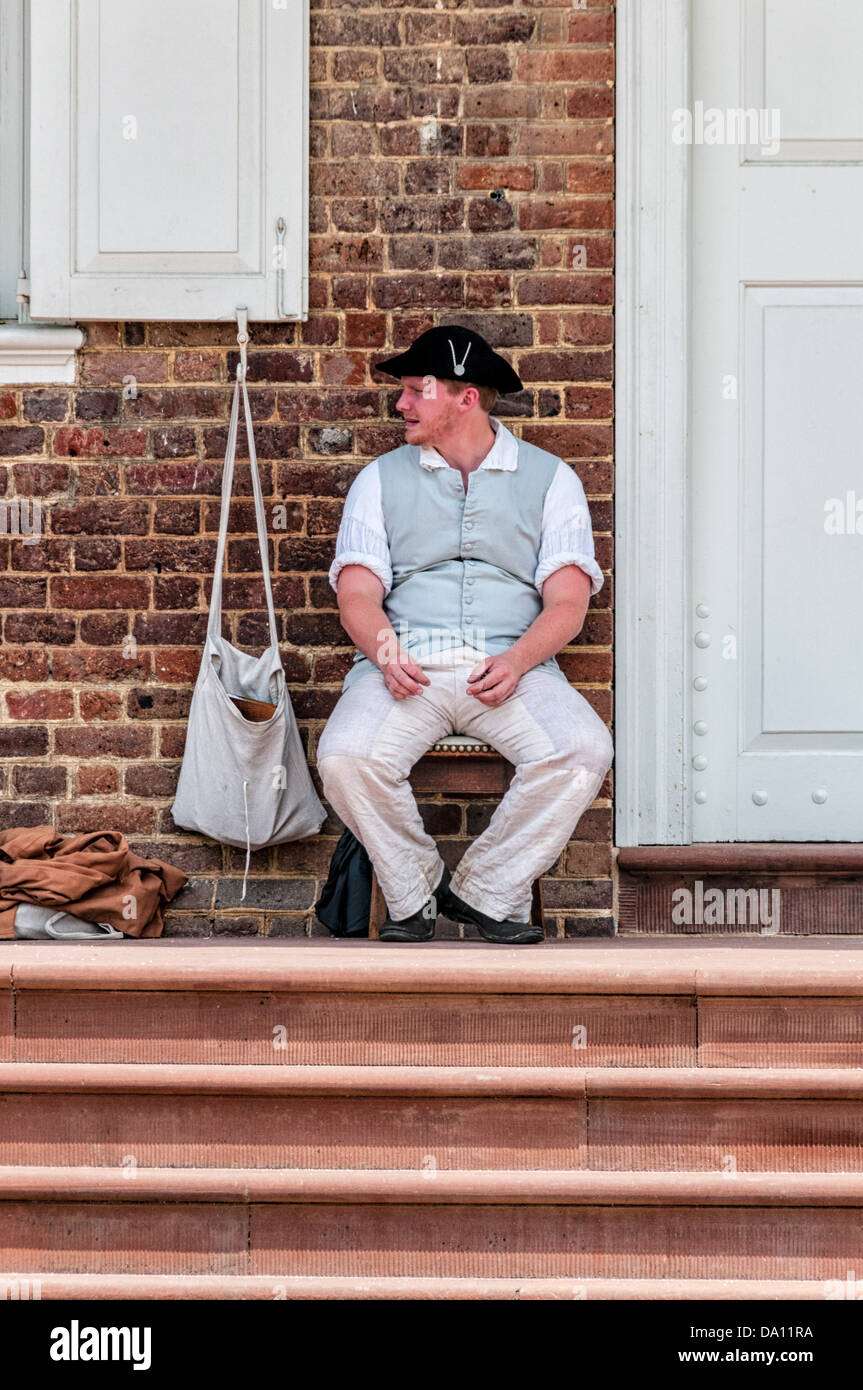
top-left (342, 435), bottom-right (571, 692)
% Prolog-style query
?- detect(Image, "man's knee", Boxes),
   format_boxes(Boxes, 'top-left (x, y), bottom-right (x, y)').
top-left (317, 750), bottom-right (360, 796)
top-left (561, 713), bottom-right (614, 780)
top-left (317, 749), bottom-right (396, 799)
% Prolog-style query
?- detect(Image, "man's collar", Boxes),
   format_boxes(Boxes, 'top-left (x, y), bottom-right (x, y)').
top-left (417, 417), bottom-right (518, 472)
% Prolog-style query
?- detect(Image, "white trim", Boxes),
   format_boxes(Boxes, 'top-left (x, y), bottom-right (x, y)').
top-left (614, 0), bottom-right (692, 845)
top-left (0, 322), bottom-right (83, 383)
top-left (0, 0), bottom-right (25, 321)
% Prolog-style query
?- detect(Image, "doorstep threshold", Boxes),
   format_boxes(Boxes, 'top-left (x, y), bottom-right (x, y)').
top-left (618, 843), bottom-right (863, 874)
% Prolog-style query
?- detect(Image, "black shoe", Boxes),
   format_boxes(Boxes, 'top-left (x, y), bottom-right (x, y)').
top-left (439, 883), bottom-right (544, 945)
top-left (379, 865), bottom-right (452, 942)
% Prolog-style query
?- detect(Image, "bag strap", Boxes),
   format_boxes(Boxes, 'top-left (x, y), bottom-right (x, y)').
top-left (207, 367), bottom-right (279, 648)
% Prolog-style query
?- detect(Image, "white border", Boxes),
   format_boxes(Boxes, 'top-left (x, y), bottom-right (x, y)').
top-left (614, 0), bottom-right (692, 845)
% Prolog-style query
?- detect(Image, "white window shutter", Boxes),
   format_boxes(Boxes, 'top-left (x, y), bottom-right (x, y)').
top-left (28, 0), bottom-right (308, 321)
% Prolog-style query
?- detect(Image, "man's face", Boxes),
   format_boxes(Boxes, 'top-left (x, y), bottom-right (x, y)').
top-left (395, 376), bottom-right (462, 447)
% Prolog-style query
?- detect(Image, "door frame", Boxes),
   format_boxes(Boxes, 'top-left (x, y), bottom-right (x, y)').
top-left (614, 0), bottom-right (693, 845)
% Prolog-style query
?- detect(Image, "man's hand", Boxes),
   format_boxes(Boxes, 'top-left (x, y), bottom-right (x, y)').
top-left (466, 651), bottom-right (524, 707)
top-left (382, 651), bottom-right (431, 700)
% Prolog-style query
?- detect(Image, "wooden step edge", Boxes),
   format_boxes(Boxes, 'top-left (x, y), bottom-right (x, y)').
top-left (618, 843), bottom-right (863, 874)
top-left (8, 939), bottom-right (863, 997)
top-left (0, 1273), bottom-right (838, 1301)
top-left (4, 1062), bottom-right (863, 1099)
top-left (4, 1166), bottom-right (863, 1205)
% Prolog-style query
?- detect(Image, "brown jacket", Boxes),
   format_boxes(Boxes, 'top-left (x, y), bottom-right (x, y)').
top-left (0, 825), bottom-right (187, 939)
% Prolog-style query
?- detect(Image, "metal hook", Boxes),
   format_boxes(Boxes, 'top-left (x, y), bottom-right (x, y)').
top-left (236, 306), bottom-right (249, 382)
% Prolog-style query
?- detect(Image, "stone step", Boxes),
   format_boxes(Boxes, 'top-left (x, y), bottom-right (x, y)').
top-left (3, 941), bottom-right (863, 1292)
top-left (617, 844), bottom-right (863, 936)
top-left (8, 990), bottom-right (863, 1067)
top-left (6, 1164), bottom-right (863, 1203)
top-left (6, 938), bottom-right (863, 994)
top-left (5, 941), bottom-right (863, 1067)
top-left (0, 1273), bottom-right (844, 1300)
top-left (1, 1065), bottom-right (863, 1171)
top-left (3, 1166), bottom-right (863, 1279)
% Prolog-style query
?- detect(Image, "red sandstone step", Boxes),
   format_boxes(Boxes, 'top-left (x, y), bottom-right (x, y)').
top-left (0, 1273), bottom-right (840, 1300)
top-left (4, 1061), bottom-right (863, 1096)
top-left (5, 1061), bottom-right (861, 1095)
top-left (2, 1169), bottom-right (863, 1278)
top-left (3, 1164), bottom-right (863, 1203)
top-left (0, 1092), bottom-right (581, 1171)
top-left (6, 938), bottom-right (863, 995)
top-left (7, 988), bottom-right (696, 1067)
top-left (4, 942), bottom-right (861, 1289)
top-left (5, 1093), bottom-right (859, 1173)
top-left (5, 942), bottom-right (863, 1069)
top-left (10, 988), bottom-right (863, 1066)
top-left (2, 1066), bottom-right (863, 1172)
top-left (618, 844), bottom-right (863, 872)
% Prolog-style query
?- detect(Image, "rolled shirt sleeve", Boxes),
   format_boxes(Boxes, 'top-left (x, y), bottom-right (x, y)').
top-left (327, 459), bottom-right (393, 597)
top-left (534, 458), bottom-right (604, 597)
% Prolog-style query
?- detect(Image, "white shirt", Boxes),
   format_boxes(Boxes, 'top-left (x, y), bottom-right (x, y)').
top-left (327, 417), bottom-right (604, 600)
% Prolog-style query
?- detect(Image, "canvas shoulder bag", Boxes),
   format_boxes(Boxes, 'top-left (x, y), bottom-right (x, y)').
top-left (171, 363), bottom-right (326, 896)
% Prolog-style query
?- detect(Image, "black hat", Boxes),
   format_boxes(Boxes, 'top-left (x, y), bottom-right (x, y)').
top-left (377, 325), bottom-right (523, 395)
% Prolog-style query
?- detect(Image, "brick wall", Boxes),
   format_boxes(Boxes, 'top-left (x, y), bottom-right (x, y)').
top-left (0, 0), bottom-right (614, 938)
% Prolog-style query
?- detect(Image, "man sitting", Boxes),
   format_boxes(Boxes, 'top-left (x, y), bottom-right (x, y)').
top-left (317, 325), bottom-right (614, 944)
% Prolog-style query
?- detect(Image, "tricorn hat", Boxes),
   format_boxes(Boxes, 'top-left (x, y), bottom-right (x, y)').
top-left (377, 324), bottom-right (523, 395)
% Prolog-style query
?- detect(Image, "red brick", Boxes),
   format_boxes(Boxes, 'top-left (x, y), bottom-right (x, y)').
top-left (10, 460), bottom-right (70, 493)
top-left (0, 648), bottom-right (50, 682)
top-left (372, 275), bottom-right (463, 309)
top-left (10, 540), bottom-right (72, 573)
top-left (567, 11), bottom-right (615, 45)
top-left (317, 353), bottom-right (368, 389)
top-left (56, 803), bottom-right (156, 833)
top-left (5, 689), bottom-right (74, 721)
top-left (519, 197), bottom-right (614, 231)
top-left (50, 577), bottom-right (151, 610)
top-left (566, 162), bottom-right (615, 195)
top-left (54, 727), bottom-right (153, 758)
top-left (50, 644), bottom-right (144, 684)
top-left (13, 764), bottom-right (66, 795)
top-left (52, 427), bottom-right (147, 458)
top-left (173, 350), bottom-right (222, 382)
top-left (345, 314), bottom-right (386, 348)
top-left (79, 691), bottom-right (124, 721)
top-left (517, 50), bottom-right (614, 83)
top-left (0, 726), bottom-right (47, 757)
top-left (0, 577), bottom-right (46, 608)
top-left (77, 764), bottom-right (120, 796)
top-left (153, 649), bottom-right (202, 684)
top-left (51, 502), bottom-right (149, 536)
top-left (456, 164), bottom-right (535, 191)
top-left (80, 352), bottom-right (170, 385)
top-left (519, 349), bottom-right (612, 382)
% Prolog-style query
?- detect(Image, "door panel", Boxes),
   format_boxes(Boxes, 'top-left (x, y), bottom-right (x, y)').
top-left (690, 0), bottom-right (863, 840)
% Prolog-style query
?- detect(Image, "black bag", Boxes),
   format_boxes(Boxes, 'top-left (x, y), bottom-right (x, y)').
top-left (314, 826), bottom-right (372, 937)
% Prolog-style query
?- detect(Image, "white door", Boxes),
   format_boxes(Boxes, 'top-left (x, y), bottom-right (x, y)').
top-left (689, 0), bottom-right (863, 841)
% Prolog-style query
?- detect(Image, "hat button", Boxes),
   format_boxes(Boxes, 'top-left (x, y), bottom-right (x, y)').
top-left (454, 365), bottom-right (465, 376)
